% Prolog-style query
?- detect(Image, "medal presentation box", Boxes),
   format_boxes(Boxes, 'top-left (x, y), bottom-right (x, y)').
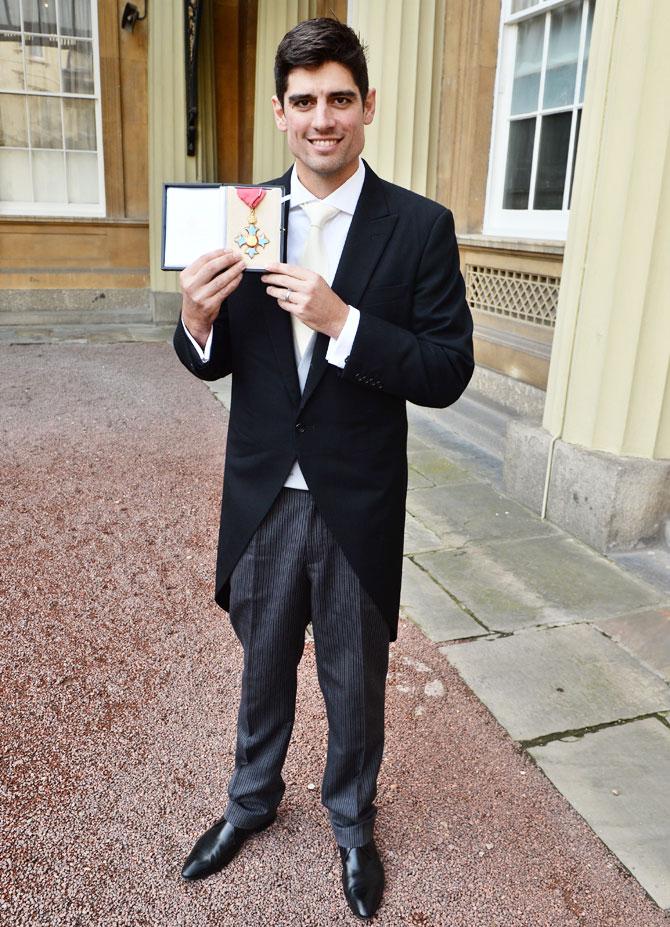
top-left (161, 183), bottom-right (286, 272)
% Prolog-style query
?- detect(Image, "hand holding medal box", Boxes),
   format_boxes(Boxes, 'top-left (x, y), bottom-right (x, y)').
top-left (161, 182), bottom-right (285, 272)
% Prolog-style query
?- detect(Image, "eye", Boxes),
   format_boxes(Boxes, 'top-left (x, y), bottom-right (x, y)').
top-left (334, 97), bottom-right (351, 106)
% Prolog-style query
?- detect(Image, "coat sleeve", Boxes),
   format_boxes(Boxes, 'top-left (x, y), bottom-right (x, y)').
top-left (338, 208), bottom-right (474, 409)
top-left (172, 303), bottom-right (233, 382)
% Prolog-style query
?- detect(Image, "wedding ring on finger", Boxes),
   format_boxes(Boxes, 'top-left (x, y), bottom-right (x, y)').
top-left (283, 289), bottom-right (292, 303)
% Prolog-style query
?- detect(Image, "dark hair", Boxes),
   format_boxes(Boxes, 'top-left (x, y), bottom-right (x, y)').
top-left (274, 18), bottom-right (369, 105)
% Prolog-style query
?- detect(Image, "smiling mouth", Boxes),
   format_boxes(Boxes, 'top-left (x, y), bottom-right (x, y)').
top-left (308, 138), bottom-right (341, 148)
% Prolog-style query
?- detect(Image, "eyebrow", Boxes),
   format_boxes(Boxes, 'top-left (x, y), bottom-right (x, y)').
top-left (287, 90), bottom-right (358, 104)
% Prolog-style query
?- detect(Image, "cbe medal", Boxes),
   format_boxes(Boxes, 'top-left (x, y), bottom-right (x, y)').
top-left (235, 187), bottom-right (270, 259)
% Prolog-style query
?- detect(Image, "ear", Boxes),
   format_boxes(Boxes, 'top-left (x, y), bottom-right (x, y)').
top-left (363, 88), bottom-right (376, 126)
top-left (271, 95), bottom-right (287, 133)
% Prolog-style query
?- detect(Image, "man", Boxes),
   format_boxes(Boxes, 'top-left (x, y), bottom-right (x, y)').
top-left (174, 18), bottom-right (473, 920)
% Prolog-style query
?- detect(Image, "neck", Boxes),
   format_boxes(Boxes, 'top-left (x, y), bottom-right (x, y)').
top-left (295, 159), bottom-right (360, 199)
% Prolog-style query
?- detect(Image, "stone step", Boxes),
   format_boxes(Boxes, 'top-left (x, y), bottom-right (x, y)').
top-left (0, 288), bottom-right (153, 326)
top-left (442, 390), bottom-right (514, 458)
top-left (410, 387), bottom-right (517, 462)
top-left (0, 322), bottom-right (175, 345)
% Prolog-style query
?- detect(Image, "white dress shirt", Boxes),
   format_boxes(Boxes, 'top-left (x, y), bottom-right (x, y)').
top-left (183, 158), bottom-right (366, 489)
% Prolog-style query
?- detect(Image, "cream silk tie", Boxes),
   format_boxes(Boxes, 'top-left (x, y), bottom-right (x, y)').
top-left (293, 201), bottom-right (339, 358)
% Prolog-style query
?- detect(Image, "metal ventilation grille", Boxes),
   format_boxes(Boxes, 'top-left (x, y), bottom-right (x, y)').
top-left (465, 264), bottom-right (560, 327)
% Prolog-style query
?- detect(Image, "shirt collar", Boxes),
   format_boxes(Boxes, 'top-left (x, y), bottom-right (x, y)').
top-left (289, 158), bottom-right (366, 215)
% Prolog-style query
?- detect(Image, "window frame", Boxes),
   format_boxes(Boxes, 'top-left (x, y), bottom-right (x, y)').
top-left (484, 0), bottom-right (592, 241)
top-left (0, 0), bottom-right (106, 218)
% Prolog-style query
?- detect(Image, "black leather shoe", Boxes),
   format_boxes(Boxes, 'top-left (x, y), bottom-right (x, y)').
top-left (339, 839), bottom-right (385, 919)
top-left (181, 815), bottom-right (274, 881)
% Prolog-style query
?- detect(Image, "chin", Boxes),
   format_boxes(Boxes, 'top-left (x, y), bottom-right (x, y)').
top-left (304, 152), bottom-right (354, 177)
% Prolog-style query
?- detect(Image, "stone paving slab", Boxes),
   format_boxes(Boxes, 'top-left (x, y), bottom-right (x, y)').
top-left (442, 624), bottom-right (670, 743)
top-left (406, 482), bottom-right (559, 549)
top-left (612, 547), bottom-right (670, 597)
top-left (407, 406), bottom-right (504, 486)
top-left (403, 512), bottom-right (443, 554)
top-left (400, 557), bottom-right (486, 642)
top-left (418, 535), bottom-right (663, 633)
top-left (417, 544), bottom-right (546, 632)
top-left (407, 448), bottom-right (473, 486)
top-left (407, 466), bottom-right (433, 490)
top-left (529, 718), bottom-right (670, 910)
top-left (406, 429), bottom-right (430, 453)
top-left (596, 607), bottom-right (670, 682)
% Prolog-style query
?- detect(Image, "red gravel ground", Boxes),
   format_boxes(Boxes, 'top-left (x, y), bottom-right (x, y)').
top-left (1, 342), bottom-right (667, 927)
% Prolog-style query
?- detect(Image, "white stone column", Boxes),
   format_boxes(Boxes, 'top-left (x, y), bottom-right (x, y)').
top-left (543, 0), bottom-right (670, 461)
top-left (505, 0), bottom-right (670, 550)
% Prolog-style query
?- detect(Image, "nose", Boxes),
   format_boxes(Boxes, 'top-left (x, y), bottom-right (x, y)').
top-left (312, 99), bottom-right (336, 132)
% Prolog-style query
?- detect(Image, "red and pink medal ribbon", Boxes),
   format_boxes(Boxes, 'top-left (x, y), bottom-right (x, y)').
top-left (234, 188), bottom-right (270, 260)
top-left (236, 187), bottom-right (266, 210)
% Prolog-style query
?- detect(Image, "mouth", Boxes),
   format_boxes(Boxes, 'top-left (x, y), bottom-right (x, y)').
top-left (307, 138), bottom-right (342, 150)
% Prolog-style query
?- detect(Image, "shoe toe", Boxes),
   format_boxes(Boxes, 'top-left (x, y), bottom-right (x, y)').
top-left (347, 879), bottom-right (384, 919)
top-left (340, 842), bottom-right (384, 919)
top-left (181, 818), bottom-right (238, 881)
top-left (181, 855), bottom-right (211, 881)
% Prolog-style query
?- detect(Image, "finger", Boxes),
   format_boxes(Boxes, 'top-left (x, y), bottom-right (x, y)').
top-left (201, 267), bottom-right (245, 314)
top-left (263, 262), bottom-right (310, 279)
top-left (202, 259), bottom-right (246, 300)
top-left (212, 269), bottom-right (245, 305)
top-left (184, 248), bottom-right (233, 277)
top-left (261, 273), bottom-right (309, 291)
top-left (266, 285), bottom-right (304, 304)
top-left (189, 250), bottom-right (244, 290)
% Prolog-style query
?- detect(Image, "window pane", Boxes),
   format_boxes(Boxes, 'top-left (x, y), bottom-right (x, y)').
top-left (568, 108), bottom-right (582, 207)
top-left (0, 91), bottom-right (27, 145)
top-left (534, 111), bottom-right (572, 209)
top-left (58, 0), bottom-right (92, 38)
top-left (503, 117), bottom-right (535, 209)
top-left (28, 94), bottom-right (62, 147)
top-left (22, 0), bottom-right (58, 34)
top-left (0, 32), bottom-right (24, 91)
top-left (63, 97), bottom-right (95, 149)
top-left (66, 149), bottom-right (97, 202)
top-left (511, 16), bottom-right (544, 115)
top-left (543, 1), bottom-right (581, 109)
top-left (0, 0), bottom-right (21, 30)
top-left (580, 0), bottom-right (594, 103)
top-left (25, 34), bottom-right (60, 92)
top-left (511, 0), bottom-right (540, 11)
top-left (0, 147), bottom-right (32, 199)
top-left (60, 37), bottom-right (93, 93)
top-left (33, 148), bottom-right (66, 200)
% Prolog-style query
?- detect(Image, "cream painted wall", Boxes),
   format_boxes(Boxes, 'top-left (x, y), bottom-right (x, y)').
top-left (252, 1), bottom-right (324, 183)
top-left (149, 0), bottom-right (217, 292)
top-left (348, 0), bottom-right (444, 197)
top-left (251, 0), bottom-right (445, 196)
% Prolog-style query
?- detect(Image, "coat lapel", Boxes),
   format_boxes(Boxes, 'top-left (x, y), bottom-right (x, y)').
top-left (299, 163), bottom-right (397, 412)
top-left (261, 167), bottom-right (301, 405)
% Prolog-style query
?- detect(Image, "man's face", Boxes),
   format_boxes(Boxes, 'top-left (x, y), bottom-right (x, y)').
top-left (271, 61), bottom-right (376, 193)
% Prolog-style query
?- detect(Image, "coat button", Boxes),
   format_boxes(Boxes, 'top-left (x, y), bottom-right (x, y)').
top-left (295, 422), bottom-right (305, 433)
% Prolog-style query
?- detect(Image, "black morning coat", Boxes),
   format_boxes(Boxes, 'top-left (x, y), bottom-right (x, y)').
top-left (173, 161), bottom-right (474, 641)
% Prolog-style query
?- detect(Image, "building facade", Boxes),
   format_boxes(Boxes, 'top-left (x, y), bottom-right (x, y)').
top-left (1, 0), bottom-right (668, 549)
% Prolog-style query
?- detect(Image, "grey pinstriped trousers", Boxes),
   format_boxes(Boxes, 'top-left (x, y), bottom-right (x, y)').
top-left (224, 487), bottom-right (390, 847)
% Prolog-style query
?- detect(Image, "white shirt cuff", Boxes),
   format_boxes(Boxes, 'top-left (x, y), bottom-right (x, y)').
top-left (182, 318), bottom-right (213, 363)
top-left (326, 306), bottom-right (360, 369)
